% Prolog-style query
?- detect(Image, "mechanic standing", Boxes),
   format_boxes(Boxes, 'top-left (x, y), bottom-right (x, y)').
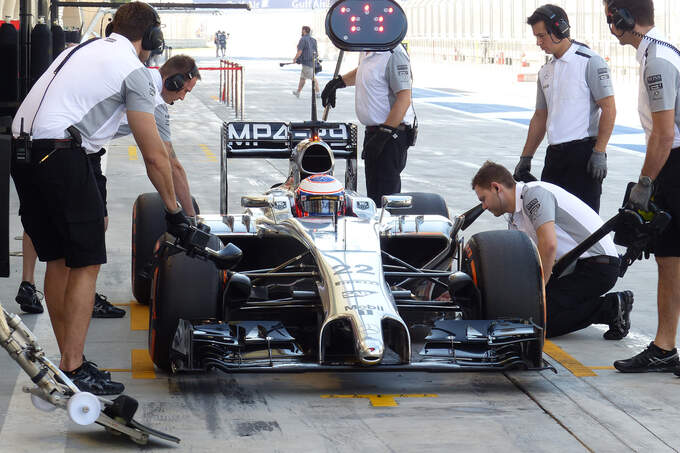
top-left (471, 161), bottom-right (634, 340)
top-left (604, 0), bottom-right (680, 375)
top-left (321, 43), bottom-right (416, 207)
top-left (292, 26), bottom-right (319, 98)
top-left (514, 4), bottom-right (616, 213)
top-left (10, 2), bottom-right (192, 394)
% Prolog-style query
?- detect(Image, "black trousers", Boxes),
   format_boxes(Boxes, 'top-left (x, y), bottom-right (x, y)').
top-left (545, 258), bottom-right (619, 338)
top-left (363, 128), bottom-right (409, 207)
top-left (541, 138), bottom-right (602, 213)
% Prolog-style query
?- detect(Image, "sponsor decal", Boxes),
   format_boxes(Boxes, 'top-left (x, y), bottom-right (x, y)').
top-left (356, 201), bottom-right (370, 210)
top-left (599, 74), bottom-right (610, 80)
top-left (335, 280), bottom-right (379, 287)
top-left (598, 68), bottom-right (609, 74)
top-left (648, 83), bottom-right (663, 91)
top-left (345, 304), bottom-right (385, 311)
top-left (647, 74), bottom-right (662, 83)
top-left (526, 198), bottom-right (541, 221)
top-left (342, 290), bottom-right (377, 299)
top-left (397, 64), bottom-right (409, 71)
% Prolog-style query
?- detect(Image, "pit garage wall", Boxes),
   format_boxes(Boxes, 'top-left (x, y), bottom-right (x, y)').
top-left (313, 0), bottom-right (680, 83)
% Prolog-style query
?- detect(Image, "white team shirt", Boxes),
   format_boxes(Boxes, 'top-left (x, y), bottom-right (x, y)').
top-left (636, 27), bottom-right (680, 149)
top-left (508, 181), bottom-right (618, 262)
top-left (355, 45), bottom-right (415, 127)
top-left (12, 33), bottom-right (156, 154)
top-left (536, 42), bottom-right (614, 145)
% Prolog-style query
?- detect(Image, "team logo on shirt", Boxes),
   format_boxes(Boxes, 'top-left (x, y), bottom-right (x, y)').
top-left (598, 68), bottom-right (610, 80)
top-left (149, 82), bottom-right (156, 97)
top-left (526, 198), bottom-right (541, 222)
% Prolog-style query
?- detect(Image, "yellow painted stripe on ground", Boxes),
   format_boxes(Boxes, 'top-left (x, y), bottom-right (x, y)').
top-left (199, 144), bottom-right (218, 162)
top-left (590, 366), bottom-right (616, 370)
top-left (131, 349), bottom-right (156, 379)
top-left (130, 303), bottom-right (149, 331)
top-left (544, 340), bottom-right (597, 377)
top-left (128, 145), bottom-right (138, 160)
top-left (102, 369), bottom-right (132, 373)
top-left (211, 95), bottom-right (218, 101)
top-left (321, 394), bottom-right (437, 407)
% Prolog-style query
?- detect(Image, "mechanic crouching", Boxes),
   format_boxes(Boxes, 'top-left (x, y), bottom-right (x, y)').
top-left (9, 2), bottom-right (193, 395)
top-left (471, 161), bottom-right (633, 339)
top-left (321, 42), bottom-right (416, 207)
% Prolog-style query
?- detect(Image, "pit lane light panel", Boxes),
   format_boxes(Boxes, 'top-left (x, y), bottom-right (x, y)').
top-left (325, 0), bottom-right (407, 51)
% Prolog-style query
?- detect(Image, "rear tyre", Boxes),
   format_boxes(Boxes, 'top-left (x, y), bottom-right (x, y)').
top-left (386, 192), bottom-right (449, 218)
top-left (148, 234), bottom-right (221, 371)
top-left (131, 193), bottom-right (200, 305)
top-left (463, 230), bottom-right (545, 367)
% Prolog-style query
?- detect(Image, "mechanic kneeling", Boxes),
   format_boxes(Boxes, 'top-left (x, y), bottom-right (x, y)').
top-left (471, 161), bottom-right (633, 339)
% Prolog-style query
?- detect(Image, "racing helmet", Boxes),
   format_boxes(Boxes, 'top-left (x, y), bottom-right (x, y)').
top-left (294, 174), bottom-right (346, 217)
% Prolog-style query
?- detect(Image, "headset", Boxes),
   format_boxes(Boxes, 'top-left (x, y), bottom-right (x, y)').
top-left (104, 6), bottom-right (164, 52)
top-left (606, 1), bottom-right (680, 57)
top-left (164, 64), bottom-right (199, 92)
top-left (534, 5), bottom-right (571, 40)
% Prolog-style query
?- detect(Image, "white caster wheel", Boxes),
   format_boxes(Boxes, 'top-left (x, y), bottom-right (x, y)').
top-left (67, 392), bottom-right (101, 425)
top-left (31, 394), bottom-right (57, 412)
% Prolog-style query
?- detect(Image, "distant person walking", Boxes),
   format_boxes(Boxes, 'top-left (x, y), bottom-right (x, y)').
top-left (292, 26), bottom-right (319, 98)
top-left (218, 31), bottom-right (228, 58)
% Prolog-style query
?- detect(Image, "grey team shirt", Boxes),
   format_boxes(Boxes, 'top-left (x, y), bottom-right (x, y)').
top-left (116, 68), bottom-right (171, 142)
top-left (12, 34), bottom-right (156, 153)
top-left (536, 43), bottom-right (614, 144)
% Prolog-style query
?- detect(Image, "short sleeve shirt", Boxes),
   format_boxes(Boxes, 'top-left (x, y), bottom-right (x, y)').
top-left (636, 28), bottom-right (680, 149)
top-left (355, 44), bottom-right (415, 127)
top-left (297, 34), bottom-right (317, 67)
top-left (116, 68), bottom-right (170, 142)
top-left (508, 181), bottom-right (618, 262)
top-left (536, 43), bottom-right (614, 145)
top-left (12, 34), bottom-right (156, 153)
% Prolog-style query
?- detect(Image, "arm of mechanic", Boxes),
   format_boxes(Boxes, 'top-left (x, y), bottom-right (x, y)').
top-left (594, 96), bottom-right (616, 153)
top-left (127, 110), bottom-right (178, 212)
top-left (164, 140), bottom-right (196, 217)
top-left (536, 221), bottom-right (558, 284)
top-left (383, 89), bottom-right (412, 129)
top-left (340, 68), bottom-right (357, 87)
top-left (641, 109), bottom-right (676, 179)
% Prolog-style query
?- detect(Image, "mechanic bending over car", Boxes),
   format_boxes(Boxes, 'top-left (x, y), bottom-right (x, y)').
top-left (321, 42), bottom-right (416, 207)
top-left (10, 2), bottom-right (193, 395)
top-left (471, 161), bottom-right (633, 340)
top-left (604, 0), bottom-right (680, 375)
top-left (514, 4), bottom-right (616, 213)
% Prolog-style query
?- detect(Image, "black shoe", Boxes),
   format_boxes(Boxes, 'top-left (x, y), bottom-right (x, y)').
top-left (92, 293), bottom-right (125, 318)
top-left (82, 356), bottom-right (111, 380)
top-left (15, 281), bottom-right (44, 314)
top-left (62, 362), bottom-right (125, 396)
top-left (603, 291), bottom-right (634, 340)
top-left (613, 342), bottom-right (680, 373)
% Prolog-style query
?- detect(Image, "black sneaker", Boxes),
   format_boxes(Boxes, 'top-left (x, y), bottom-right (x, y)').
top-left (15, 281), bottom-right (44, 314)
top-left (62, 362), bottom-right (125, 396)
top-left (603, 291), bottom-right (634, 340)
top-left (82, 356), bottom-right (111, 380)
top-left (613, 342), bottom-right (680, 373)
top-left (92, 293), bottom-right (125, 318)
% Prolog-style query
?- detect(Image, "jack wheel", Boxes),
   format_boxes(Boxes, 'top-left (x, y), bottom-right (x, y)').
top-left (67, 392), bottom-right (101, 425)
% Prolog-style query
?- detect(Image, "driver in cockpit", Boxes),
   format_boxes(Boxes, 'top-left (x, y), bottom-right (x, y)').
top-left (293, 174), bottom-right (348, 217)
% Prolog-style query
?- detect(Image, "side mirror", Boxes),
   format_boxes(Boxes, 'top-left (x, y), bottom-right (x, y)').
top-left (223, 272), bottom-right (252, 312)
top-left (209, 242), bottom-right (243, 270)
top-left (382, 195), bottom-right (412, 209)
top-left (241, 195), bottom-right (271, 209)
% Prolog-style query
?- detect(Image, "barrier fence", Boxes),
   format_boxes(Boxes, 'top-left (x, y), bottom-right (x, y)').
top-left (219, 60), bottom-right (244, 120)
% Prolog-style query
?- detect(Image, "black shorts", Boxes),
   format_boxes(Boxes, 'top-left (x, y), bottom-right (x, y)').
top-left (88, 150), bottom-right (108, 217)
top-left (651, 147), bottom-right (680, 257)
top-left (12, 143), bottom-right (107, 268)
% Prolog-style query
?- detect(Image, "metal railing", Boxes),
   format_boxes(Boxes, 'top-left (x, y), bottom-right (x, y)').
top-left (219, 59), bottom-right (244, 120)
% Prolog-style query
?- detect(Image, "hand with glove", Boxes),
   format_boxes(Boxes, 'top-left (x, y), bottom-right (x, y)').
top-left (627, 175), bottom-right (654, 211)
top-left (361, 125), bottom-right (398, 161)
top-left (513, 156), bottom-right (533, 182)
top-left (587, 150), bottom-right (607, 182)
top-left (165, 206), bottom-right (192, 245)
top-left (321, 75), bottom-right (346, 108)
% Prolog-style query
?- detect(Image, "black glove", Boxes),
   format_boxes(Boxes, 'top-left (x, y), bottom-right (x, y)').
top-left (361, 125), bottom-right (397, 161)
top-left (513, 156), bottom-right (532, 181)
top-left (321, 76), bottom-right (346, 108)
top-left (627, 176), bottom-right (653, 211)
top-left (165, 207), bottom-right (191, 244)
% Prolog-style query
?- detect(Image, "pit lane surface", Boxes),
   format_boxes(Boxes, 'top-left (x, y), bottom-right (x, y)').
top-left (1, 51), bottom-right (679, 452)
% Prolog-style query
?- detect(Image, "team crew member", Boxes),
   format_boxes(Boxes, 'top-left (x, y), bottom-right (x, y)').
top-left (321, 44), bottom-right (415, 206)
top-left (116, 54), bottom-right (201, 216)
top-left (472, 161), bottom-right (634, 339)
top-left (604, 0), bottom-right (680, 374)
top-left (514, 4), bottom-right (616, 213)
top-left (292, 26), bottom-right (319, 98)
top-left (10, 2), bottom-right (192, 394)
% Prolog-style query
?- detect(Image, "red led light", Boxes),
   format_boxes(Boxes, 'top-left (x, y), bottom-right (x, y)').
top-left (350, 16), bottom-right (357, 22)
top-left (387, 7), bottom-right (394, 13)
top-left (340, 6), bottom-right (347, 13)
top-left (378, 16), bottom-right (384, 23)
top-left (351, 25), bottom-right (357, 32)
top-left (378, 25), bottom-right (384, 32)
top-left (363, 4), bottom-right (370, 12)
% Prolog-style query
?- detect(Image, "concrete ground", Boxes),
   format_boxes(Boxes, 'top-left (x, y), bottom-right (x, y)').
top-left (0, 49), bottom-right (679, 452)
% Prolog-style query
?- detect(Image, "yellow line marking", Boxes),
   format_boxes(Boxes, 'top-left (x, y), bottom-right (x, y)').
top-left (544, 341), bottom-right (597, 377)
top-left (102, 369), bottom-right (132, 373)
top-left (128, 145), bottom-right (138, 160)
top-left (199, 143), bottom-right (219, 162)
top-left (131, 349), bottom-right (156, 379)
top-left (130, 303), bottom-right (149, 331)
top-left (321, 394), bottom-right (437, 407)
top-left (211, 95), bottom-right (218, 100)
top-left (590, 366), bottom-right (616, 370)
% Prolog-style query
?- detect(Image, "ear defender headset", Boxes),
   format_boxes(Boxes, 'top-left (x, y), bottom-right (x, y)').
top-left (164, 64), bottom-right (199, 92)
top-left (606, 2), bottom-right (635, 32)
top-left (105, 4), bottom-right (164, 52)
top-left (535, 5), bottom-right (571, 40)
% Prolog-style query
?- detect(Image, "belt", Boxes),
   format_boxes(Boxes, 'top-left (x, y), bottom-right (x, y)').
top-left (32, 138), bottom-right (75, 150)
top-left (580, 255), bottom-right (620, 266)
top-left (366, 124), bottom-right (408, 133)
top-left (548, 136), bottom-right (596, 151)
